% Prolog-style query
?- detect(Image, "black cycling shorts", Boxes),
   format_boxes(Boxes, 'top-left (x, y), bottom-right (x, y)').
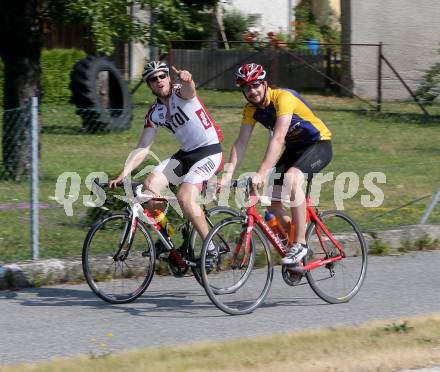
top-left (273, 140), bottom-right (332, 185)
top-left (154, 143), bottom-right (223, 185)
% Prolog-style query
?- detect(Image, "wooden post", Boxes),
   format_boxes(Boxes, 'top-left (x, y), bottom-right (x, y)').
top-left (377, 42), bottom-right (383, 112)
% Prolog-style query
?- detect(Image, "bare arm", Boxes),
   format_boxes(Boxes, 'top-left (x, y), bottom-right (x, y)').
top-left (257, 114), bottom-right (292, 175)
top-left (171, 66), bottom-right (196, 99)
top-left (109, 126), bottom-right (156, 186)
top-left (222, 124), bottom-right (254, 182)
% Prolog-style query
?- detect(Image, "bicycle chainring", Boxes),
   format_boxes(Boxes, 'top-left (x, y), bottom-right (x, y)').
top-left (281, 265), bottom-right (303, 286)
top-left (167, 249), bottom-right (189, 277)
top-left (168, 259), bottom-right (189, 277)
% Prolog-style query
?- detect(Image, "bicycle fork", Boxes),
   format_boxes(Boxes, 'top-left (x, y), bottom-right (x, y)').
top-left (231, 216), bottom-right (254, 269)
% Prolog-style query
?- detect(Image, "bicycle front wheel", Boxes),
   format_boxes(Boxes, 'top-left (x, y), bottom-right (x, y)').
top-left (189, 206), bottom-right (241, 286)
top-left (305, 210), bottom-right (367, 304)
top-left (82, 213), bottom-right (156, 304)
top-left (201, 217), bottom-right (273, 315)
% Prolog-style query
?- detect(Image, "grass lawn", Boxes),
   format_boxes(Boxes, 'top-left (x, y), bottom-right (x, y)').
top-left (0, 88), bottom-right (439, 262)
top-left (3, 314), bottom-right (440, 371)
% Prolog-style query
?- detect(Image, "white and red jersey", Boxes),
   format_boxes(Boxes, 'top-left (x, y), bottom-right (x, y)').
top-left (144, 85), bottom-right (223, 152)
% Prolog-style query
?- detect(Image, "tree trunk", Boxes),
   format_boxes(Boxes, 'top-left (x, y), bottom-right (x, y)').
top-left (0, 0), bottom-right (41, 181)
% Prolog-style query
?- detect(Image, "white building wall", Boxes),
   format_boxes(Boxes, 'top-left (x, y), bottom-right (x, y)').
top-left (224, 0), bottom-right (294, 35)
top-left (350, 0), bottom-right (440, 100)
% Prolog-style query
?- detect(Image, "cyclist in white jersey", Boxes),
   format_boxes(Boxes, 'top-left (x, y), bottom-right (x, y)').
top-left (109, 61), bottom-right (224, 245)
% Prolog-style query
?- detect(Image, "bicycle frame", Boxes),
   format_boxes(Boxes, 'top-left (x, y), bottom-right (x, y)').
top-left (235, 186), bottom-right (345, 272)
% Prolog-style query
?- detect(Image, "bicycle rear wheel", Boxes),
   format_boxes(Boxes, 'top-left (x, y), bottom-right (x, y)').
top-left (82, 213), bottom-right (156, 304)
top-left (189, 206), bottom-right (241, 285)
top-left (201, 217), bottom-right (273, 315)
top-left (305, 210), bottom-right (367, 304)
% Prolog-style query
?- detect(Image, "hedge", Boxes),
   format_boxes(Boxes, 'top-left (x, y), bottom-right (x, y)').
top-left (0, 48), bottom-right (86, 105)
top-left (41, 48), bottom-right (87, 104)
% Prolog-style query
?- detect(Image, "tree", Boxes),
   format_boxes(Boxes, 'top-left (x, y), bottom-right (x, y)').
top-left (0, 0), bottom-right (41, 180)
top-left (0, 0), bottom-right (217, 180)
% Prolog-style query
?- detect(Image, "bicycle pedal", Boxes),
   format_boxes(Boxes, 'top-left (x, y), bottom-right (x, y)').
top-left (158, 253), bottom-right (168, 261)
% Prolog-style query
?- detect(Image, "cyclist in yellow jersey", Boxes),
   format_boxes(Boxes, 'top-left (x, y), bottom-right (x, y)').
top-left (221, 63), bottom-right (333, 265)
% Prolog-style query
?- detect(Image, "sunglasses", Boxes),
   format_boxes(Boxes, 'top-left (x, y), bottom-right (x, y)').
top-left (241, 81), bottom-right (263, 92)
top-left (148, 73), bottom-right (168, 83)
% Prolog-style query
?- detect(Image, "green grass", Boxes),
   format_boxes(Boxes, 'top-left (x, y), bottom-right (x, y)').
top-left (3, 314), bottom-right (440, 371)
top-left (0, 89), bottom-right (439, 262)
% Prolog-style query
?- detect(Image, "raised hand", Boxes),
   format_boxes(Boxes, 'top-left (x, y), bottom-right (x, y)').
top-left (171, 66), bottom-right (192, 83)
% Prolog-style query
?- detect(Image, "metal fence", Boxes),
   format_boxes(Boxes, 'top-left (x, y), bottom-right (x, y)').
top-left (167, 40), bottom-right (437, 115)
top-left (168, 47), bottom-right (338, 91)
top-left (0, 102), bottom-right (136, 263)
top-left (0, 98), bottom-right (439, 263)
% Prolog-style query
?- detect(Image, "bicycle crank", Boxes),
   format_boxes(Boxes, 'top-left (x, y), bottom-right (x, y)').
top-left (281, 265), bottom-right (304, 286)
top-left (167, 249), bottom-right (189, 277)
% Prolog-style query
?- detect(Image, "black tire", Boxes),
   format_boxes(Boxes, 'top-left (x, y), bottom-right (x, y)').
top-left (189, 206), bottom-right (241, 286)
top-left (82, 213), bottom-right (156, 304)
top-left (304, 210), bottom-right (368, 304)
top-left (201, 217), bottom-right (273, 315)
top-left (70, 56), bottom-right (132, 133)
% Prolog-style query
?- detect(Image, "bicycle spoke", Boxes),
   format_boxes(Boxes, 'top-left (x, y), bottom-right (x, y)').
top-left (305, 210), bottom-right (367, 303)
top-left (189, 207), bottom-right (240, 286)
top-left (201, 217), bottom-right (273, 315)
top-left (83, 214), bottom-right (156, 304)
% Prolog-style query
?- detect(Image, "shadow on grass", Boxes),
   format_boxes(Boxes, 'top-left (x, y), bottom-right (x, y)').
top-left (355, 111), bottom-right (440, 127)
top-left (41, 125), bottom-right (83, 135)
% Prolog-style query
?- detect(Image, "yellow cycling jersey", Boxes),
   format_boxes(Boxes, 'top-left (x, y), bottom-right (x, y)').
top-left (241, 87), bottom-right (331, 145)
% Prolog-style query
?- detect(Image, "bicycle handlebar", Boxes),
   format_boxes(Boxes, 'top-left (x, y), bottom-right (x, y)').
top-left (92, 178), bottom-right (255, 200)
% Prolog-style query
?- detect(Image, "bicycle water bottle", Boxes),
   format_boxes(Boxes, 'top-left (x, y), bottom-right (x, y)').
top-left (153, 209), bottom-right (175, 238)
top-left (264, 211), bottom-right (287, 244)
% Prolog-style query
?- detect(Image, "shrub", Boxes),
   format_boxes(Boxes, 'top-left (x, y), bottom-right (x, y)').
top-left (416, 52), bottom-right (440, 105)
top-left (398, 238), bottom-right (412, 253)
top-left (223, 9), bottom-right (257, 43)
top-left (369, 238), bottom-right (391, 256)
top-left (291, 0), bottom-right (340, 52)
top-left (1, 49), bottom-right (87, 105)
top-left (40, 48), bottom-right (87, 104)
top-left (415, 234), bottom-right (440, 251)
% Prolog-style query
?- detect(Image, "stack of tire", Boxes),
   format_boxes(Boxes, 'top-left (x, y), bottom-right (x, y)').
top-left (70, 56), bottom-right (132, 133)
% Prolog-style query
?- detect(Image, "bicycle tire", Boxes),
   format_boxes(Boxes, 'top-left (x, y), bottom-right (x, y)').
top-left (82, 213), bottom-right (156, 304)
top-left (200, 216), bottom-right (273, 315)
top-left (189, 206), bottom-right (241, 286)
top-left (304, 210), bottom-right (367, 304)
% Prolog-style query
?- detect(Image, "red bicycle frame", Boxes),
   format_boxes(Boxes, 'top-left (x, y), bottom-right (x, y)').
top-left (233, 189), bottom-right (345, 272)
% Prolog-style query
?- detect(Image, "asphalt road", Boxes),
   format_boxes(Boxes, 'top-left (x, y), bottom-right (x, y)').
top-left (1, 250), bottom-right (440, 365)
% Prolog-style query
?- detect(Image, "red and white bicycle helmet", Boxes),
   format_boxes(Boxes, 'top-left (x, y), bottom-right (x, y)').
top-left (235, 63), bottom-right (267, 87)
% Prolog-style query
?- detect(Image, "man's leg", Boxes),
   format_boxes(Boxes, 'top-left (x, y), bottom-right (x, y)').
top-left (176, 182), bottom-right (209, 238)
top-left (268, 185), bottom-right (291, 233)
top-left (144, 154), bottom-right (183, 212)
top-left (177, 150), bottom-right (223, 238)
top-left (143, 171), bottom-right (169, 212)
top-left (279, 167), bottom-right (309, 266)
top-left (283, 167), bottom-right (307, 245)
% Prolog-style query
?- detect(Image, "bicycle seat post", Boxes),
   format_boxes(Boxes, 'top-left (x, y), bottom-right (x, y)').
top-left (305, 177), bottom-right (313, 199)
